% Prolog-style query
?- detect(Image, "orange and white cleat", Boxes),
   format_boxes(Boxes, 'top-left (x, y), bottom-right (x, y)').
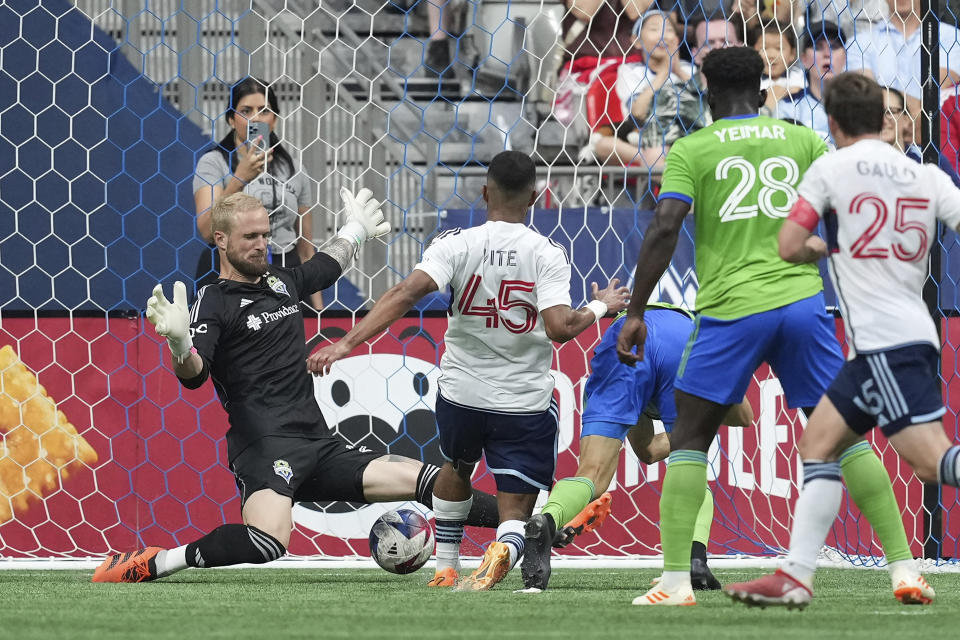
top-left (724, 569), bottom-right (812, 609)
top-left (893, 573), bottom-right (935, 605)
top-left (427, 566), bottom-right (459, 588)
top-left (456, 542), bottom-right (511, 591)
top-left (632, 580), bottom-right (696, 606)
top-left (92, 547), bottom-right (164, 583)
top-left (553, 492), bottom-right (613, 548)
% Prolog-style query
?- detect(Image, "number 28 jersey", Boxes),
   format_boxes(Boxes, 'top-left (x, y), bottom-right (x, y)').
top-left (798, 139), bottom-right (960, 355)
top-left (414, 220), bottom-right (572, 412)
top-left (659, 115), bottom-right (827, 319)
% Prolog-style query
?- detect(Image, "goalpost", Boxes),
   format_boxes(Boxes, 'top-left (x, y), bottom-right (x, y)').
top-left (0, 0), bottom-right (958, 569)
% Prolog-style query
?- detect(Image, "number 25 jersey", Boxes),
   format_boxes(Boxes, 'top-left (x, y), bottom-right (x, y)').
top-left (798, 139), bottom-right (960, 355)
top-left (414, 220), bottom-right (572, 412)
top-left (659, 115), bottom-right (827, 320)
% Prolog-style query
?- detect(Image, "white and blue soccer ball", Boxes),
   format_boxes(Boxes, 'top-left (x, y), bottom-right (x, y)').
top-left (369, 508), bottom-right (434, 574)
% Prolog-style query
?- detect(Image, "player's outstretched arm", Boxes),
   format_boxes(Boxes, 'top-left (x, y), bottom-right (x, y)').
top-left (778, 197), bottom-right (826, 263)
top-left (307, 270), bottom-right (439, 375)
top-left (146, 281), bottom-right (203, 379)
top-left (616, 197), bottom-right (689, 365)
top-left (540, 278), bottom-right (631, 343)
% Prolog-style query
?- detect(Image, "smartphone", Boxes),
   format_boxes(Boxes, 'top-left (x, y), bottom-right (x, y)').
top-left (247, 121), bottom-right (270, 152)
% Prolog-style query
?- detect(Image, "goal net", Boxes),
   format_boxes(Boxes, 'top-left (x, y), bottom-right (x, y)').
top-left (1, 0), bottom-right (958, 566)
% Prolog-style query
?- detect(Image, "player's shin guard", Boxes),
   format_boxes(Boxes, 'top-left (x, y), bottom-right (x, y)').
top-left (432, 495), bottom-right (472, 572)
top-left (416, 464), bottom-right (498, 528)
top-left (541, 477), bottom-right (595, 531)
top-left (184, 524), bottom-right (285, 569)
top-left (496, 520), bottom-right (525, 569)
top-left (939, 445), bottom-right (960, 487)
top-left (782, 461), bottom-right (842, 587)
top-left (660, 451), bottom-right (708, 577)
top-left (840, 441), bottom-right (912, 564)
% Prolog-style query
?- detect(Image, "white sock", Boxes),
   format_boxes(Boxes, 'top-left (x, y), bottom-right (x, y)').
top-left (782, 461), bottom-right (843, 588)
top-left (496, 520), bottom-right (525, 569)
top-left (661, 570), bottom-right (690, 591)
top-left (154, 545), bottom-right (188, 578)
top-left (432, 494), bottom-right (472, 572)
top-left (888, 558), bottom-right (919, 584)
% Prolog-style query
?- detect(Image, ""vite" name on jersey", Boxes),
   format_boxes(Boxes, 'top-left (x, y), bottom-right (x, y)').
top-left (713, 124), bottom-right (787, 143)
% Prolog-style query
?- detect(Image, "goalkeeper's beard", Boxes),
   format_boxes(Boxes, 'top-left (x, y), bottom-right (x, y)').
top-left (225, 246), bottom-right (269, 278)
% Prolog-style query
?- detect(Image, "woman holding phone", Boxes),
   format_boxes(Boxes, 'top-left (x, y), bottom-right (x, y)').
top-left (193, 77), bottom-right (323, 308)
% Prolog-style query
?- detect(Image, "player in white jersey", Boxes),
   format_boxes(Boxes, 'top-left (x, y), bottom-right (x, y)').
top-left (726, 73), bottom-right (960, 609)
top-left (307, 151), bottom-right (630, 590)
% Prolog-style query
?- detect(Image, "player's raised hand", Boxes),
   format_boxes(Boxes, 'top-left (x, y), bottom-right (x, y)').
top-left (592, 279), bottom-right (631, 314)
top-left (336, 187), bottom-right (392, 248)
top-left (307, 341), bottom-right (351, 376)
top-left (146, 281), bottom-right (193, 360)
top-left (616, 314), bottom-right (648, 366)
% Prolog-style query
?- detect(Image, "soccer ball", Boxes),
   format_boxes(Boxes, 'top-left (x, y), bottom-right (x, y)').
top-left (369, 508), bottom-right (434, 574)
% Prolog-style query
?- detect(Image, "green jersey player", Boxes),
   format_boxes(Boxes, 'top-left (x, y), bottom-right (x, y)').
top-left (617, 47), bottom-right (924, 606)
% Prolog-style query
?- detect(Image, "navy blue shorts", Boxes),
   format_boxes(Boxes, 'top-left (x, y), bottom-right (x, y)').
top-left (435, 393), bottom-right (558, 494)
top-left (675, 293), bottom-right (844, 408)
top-left (581, 309), bottom-right (693, 438)
top-left (826, 344), bottom-right (945, 437)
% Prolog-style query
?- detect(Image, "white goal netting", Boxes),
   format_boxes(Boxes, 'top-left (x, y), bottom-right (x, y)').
top-left (1, 0), bottom-right (958, 565)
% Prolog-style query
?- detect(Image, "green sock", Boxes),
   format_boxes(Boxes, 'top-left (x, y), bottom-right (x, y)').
top-left (692, 486), bottom-right (714, 546)
top-left (541, 477), bottom-right (596, 528)
top-left (660, 451), bottom-right (708, 572)
top-left (840, 441), bottom-right (913, 563)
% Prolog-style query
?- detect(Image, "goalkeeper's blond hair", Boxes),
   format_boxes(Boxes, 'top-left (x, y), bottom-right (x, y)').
top-left (211, 193), bottom-right (264, 235)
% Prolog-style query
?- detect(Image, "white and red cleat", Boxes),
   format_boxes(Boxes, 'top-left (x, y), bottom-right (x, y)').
top-left (724, 569), bottom-right (812, 609)
top-left (892, 571), bottom-right (935, 605)
top-left (631, 581), bottom-right (696, 606)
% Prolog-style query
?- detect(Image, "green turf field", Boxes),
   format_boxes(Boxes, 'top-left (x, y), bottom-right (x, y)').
top-left (1, 568), bottom-right (956, 639)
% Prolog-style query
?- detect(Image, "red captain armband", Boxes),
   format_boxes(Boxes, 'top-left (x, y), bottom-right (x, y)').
top-left (788, 197), bottom-right (820, 232)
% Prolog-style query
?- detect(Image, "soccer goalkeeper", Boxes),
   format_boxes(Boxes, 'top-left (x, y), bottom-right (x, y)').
top-left (92, 190), bottom-right (498, 583)
top-left (521, 305), bottom-right (753, 592)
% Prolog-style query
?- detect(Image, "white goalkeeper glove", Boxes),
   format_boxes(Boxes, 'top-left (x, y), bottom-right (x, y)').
top-left (146, 281), bottom-right (193, 363)
top-left (336, 187), bottom-right (392, 250)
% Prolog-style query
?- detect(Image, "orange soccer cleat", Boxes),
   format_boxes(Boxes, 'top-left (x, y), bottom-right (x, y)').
top-left (553, 492), bottom-right (613, 548)
top-left (724, 569), bottom-right (812, 609)
top-left (456, 542), bottom-right (511, 591)
top-left (427, 566), bottom-right (459, 588)
top-left (893, 573), bottom-right (935, 605)
top-left (91, 547), bottom-right (164, 583)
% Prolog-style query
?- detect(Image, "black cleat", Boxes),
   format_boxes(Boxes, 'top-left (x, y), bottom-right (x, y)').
top-left (520, 514), bottom-right (556, 591)
top-left (690, 558), bottom-right (722, 591)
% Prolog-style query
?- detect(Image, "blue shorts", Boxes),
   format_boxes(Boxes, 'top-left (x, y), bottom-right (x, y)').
top-left (675, 293), bottom-right (843, 408)
top-left (581, 309), bottom-right (693, 439)
top-left (826, 343), bottom-right (945, 437)
top-left (435, 393), bottom-right (558, 494)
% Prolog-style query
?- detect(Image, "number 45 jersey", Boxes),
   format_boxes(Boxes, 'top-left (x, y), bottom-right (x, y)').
top-left (414, 220), bottom-right (572, 412)
top-left (797, 139), bottom-right (960, 355)
top-left (659, 115), bottom-right (828, 320)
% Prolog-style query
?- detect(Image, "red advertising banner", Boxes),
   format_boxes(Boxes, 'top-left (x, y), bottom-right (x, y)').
top-left (0, 315), bottom-right (957, 560)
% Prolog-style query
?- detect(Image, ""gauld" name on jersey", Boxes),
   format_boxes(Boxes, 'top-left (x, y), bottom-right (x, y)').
top-left (713, 124), bottom-right (787, 143)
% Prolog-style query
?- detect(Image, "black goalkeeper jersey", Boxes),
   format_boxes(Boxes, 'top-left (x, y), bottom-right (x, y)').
top-left (180, 252), bottom-right (342, 461)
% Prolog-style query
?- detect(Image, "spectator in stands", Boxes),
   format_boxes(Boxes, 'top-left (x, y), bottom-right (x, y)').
top-left (423, 0), bottom-right (480, 79)
top-left (847, 0), bottom-right (960, 125)
top-left (690, 16), bottom-right (744, 66)
top-left (940, 88), bottom-right (960, 174)
top-left (749, 21), bottom-right (805, 110)
top-left (804, 0), bottom-right (888, 42)
top-left (553, 0), bottom-right (649, 141)
top-left (193, 78), bottom-right (323, 309)
top-left (881, 85), bottom-right (960, 186)
top-left (581, 11), bottom-right (707, 169)
top-left (776, 21), bottom-right (846, 142)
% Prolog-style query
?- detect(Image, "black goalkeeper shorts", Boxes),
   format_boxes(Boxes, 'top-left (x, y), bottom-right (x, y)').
top-left (229, 435), bottom-right (382, 506)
